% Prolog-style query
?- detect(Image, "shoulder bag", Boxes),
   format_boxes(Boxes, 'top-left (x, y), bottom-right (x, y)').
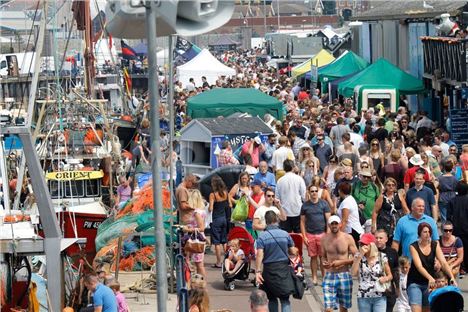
top-left (183, 229), bottom-right (206, 254)
top-left (375, 252), bottom-right (392, 293)
top-left (266, 230), bottom-right (305, 299)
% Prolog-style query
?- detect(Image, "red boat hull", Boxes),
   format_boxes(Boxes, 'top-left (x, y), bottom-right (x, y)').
top-left (59, 211), bottom-right (107, 264)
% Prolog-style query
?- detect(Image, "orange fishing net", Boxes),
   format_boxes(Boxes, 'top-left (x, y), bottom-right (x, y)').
top-left (115, 183), bottom-right (171, 219)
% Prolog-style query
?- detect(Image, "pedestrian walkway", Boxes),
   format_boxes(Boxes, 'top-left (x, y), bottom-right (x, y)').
top-left (123, 252), bottom-right (468, 311)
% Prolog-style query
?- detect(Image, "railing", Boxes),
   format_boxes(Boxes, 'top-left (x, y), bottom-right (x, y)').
top-left (421, 36), bottom-right (467, 83)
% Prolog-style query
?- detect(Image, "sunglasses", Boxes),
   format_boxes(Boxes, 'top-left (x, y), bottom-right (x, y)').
top-left (362, 176), bottom-right (371, 179)
top-left (266, 194), bottom-right (275, 198)
top-left (371, 143), bottom-right (379, 146)
top-left (317, 138), bottom-right (324, 141)
top-left (443, 229), bottom-right (453, 233)
top-left (309, 189), bottom-right (319, 193)
top-left (386, 183), bottom-right (396, 187)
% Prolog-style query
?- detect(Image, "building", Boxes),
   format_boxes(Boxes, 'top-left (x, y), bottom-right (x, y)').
top-left (336, 0), bottom-right (371, 21)
top-left (351, 0), bottom-right (468, 116)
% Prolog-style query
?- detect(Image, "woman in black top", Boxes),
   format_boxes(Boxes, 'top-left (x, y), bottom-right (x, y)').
top-left (209, 175), bottom-right (231, 268)
top-left (371, 178), bottom-right (409, 242)
top-left (407, 223), bottom-right (456, 311)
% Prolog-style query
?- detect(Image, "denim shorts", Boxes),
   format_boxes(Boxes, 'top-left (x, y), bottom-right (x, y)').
top-left (407, 283), bottom-right (429, 307)
top-left (210, 217), bottom-right (227, 245)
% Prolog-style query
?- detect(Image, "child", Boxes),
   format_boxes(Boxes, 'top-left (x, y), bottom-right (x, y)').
top-left (395, 256), bottom-right (411, 312)
top-left (224, 239), bottom-right (245, 276)
top-left (108, 281), bottom-right (129, 312)
top-left (288, 247), bottom-right (303, 278)
top-left (433, 271), bottom-right (449, 290)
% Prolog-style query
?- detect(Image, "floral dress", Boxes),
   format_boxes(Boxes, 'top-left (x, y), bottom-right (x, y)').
top-left (188, 208), bottom-right (206, 263)
top-left (358, 253), bottom-right (388, 298)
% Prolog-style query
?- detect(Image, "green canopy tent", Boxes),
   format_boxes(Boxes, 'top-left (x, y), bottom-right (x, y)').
top-left (318, 51), bottom-right (369, 92)
top-left (338, 58), bottom-right (425, 97)
top-left (187, 88), bottom-right (284, 120)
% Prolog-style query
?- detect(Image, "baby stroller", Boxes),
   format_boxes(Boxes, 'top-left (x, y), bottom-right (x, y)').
top-left (429, 286), bottom-right (464, 312)
top-left (221, 226), bottom-right (256, 291)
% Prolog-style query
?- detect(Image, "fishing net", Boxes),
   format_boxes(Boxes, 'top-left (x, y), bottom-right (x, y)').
top-left (94, 180), bottom-right (175, 271)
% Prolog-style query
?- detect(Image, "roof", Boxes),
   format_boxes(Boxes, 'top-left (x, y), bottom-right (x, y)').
top-left (338, 58), bottom-right (425, 97)
top-left (354, 0), bottom-right (467, 21)
top-left (209, 36), bottom-right (239, 46)
top-left (191, 116), bottom-right (273, 136)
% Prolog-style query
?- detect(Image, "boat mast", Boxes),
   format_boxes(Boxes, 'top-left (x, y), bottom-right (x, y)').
top-left (84, 0), bottom-right (95, 98)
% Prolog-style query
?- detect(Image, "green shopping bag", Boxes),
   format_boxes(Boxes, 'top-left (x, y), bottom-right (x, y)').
top-left (231, 196), bottom-right (248, 222)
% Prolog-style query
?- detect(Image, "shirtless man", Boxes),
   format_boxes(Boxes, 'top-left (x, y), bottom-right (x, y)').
top-left (321, 215), bottom-right (358, 312)
top-left (175, 174), bottom-right (197, 225)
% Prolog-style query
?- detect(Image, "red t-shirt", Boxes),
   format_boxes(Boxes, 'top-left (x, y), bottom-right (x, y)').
top-left (248, 192), bottom-right (264, 220)
top-left (403, 165), bottom-right (430, 185)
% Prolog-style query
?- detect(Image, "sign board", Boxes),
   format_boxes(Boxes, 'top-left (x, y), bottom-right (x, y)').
top-left (46, 170), bottom-right (104, 181)
top-left (310, 65), bottom-right (318, 82)
top-left (211, 133), bottom-right (268, 169)
top-left (450, 109), bottom-right (468, 148)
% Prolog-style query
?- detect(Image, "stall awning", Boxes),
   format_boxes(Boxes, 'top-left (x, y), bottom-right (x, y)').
top-left (338, 58), bottom-right (425, 97)
top-left (318, 51), bottom-right (369, 83)
top-left (291, 49), bottom-right (335, 78)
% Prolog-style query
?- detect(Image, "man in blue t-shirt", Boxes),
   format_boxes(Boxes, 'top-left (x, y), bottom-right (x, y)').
top-left (392, 198), bottom-right (439, 259)
top-left (83, 274), bottom-right (117, 312)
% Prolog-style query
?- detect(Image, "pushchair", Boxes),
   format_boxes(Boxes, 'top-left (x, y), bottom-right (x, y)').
top-left (429, 285), bottom-right (464, 312)
top-left (221, 226), bottom-right (256, 291)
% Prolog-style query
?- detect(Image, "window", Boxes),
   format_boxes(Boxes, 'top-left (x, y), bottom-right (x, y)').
top-left (0, 60), bottom-right (6, 69)
top-left (49, 180), bottom-right (101, 198)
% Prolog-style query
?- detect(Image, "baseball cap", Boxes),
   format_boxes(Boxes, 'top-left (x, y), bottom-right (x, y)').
top-left (328, 215), bottom-right (341, 224)
top-left (359, 233), bottom-right (376, 245)
top-left (251, 179), bottom-right (262, 186)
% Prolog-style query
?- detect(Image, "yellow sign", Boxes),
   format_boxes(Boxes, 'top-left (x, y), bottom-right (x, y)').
top-left (46, 170), bottom-right (104, 181)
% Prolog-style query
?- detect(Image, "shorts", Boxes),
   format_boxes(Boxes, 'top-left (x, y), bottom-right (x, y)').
top-left (407, 283), bottom-right (429, 307)
top-left (306, 232), bottom-right (324, 257)
top-left (323, 271), bottom-right (353, 310)
top-left (210, 217), bottom-right (227, 245)
top-left (191, 251), bottom-right (204, 263)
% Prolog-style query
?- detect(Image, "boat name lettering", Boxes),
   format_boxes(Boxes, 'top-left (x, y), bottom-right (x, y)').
top-left (83, 221), bottom-right (102, 229)
top-left (229, 135), bottom-right (251, 146)
top-left (55, 171), bottom-right (92, 180)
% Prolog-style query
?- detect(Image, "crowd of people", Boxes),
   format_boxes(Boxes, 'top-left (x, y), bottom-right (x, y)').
top-left (127, 48), bottom-right (468, 312)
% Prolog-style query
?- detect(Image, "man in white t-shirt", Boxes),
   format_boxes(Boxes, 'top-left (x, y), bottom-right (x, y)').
top-left (271, 135), bottom-right (295, 172)
top-left (252, 188), bottom-right (286, 231)
top-left (337, 181), bottom-right (363, 246)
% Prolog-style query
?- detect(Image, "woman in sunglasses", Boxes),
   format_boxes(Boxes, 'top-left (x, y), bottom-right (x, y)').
top-left (369, 138), bottom-right (385, 179)
top-left (371, 178), bottom-right (409, 240)
top-left (439, 221), bottom-right (464, 278)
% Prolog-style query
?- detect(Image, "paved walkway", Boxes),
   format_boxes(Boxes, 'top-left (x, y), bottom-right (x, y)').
top-left (122, 252), bottom-right (468, 311)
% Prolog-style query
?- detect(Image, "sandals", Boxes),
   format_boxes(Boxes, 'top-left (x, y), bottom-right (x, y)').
top-left (211, 263), bottom-right (222, 268)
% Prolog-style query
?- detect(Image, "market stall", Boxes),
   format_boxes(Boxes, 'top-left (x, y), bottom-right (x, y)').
top-left (179, 116), bottom-right (273, 176)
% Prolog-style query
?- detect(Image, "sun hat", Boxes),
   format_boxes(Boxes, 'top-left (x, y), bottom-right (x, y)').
top-left (410, 154), bottom-right (424, 166)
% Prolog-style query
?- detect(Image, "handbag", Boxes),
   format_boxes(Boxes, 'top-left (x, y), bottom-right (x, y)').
top-left (266, 230), bottom-right (305, 299)
top-left (375, 252), bottom-right (392, 293)
top-left (231, 196), bottom-right (249, 222)
top-left (183, 229), bottom-right (206, 254)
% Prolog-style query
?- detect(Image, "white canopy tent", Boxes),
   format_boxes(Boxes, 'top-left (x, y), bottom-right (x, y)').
top-left (176, 49), bottom-right (236, 87)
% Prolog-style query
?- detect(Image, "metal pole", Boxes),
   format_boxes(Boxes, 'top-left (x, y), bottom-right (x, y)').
top-left (145, 1), bottom-right (168, 311)
top-left (13, 0), bottom-right (48, 210)
top-left (263, 0), bottom-right (266, 36)
top-left (168, 34), bottom-right (176, 294)
top-left (276, 0), bottom-right (280, 31)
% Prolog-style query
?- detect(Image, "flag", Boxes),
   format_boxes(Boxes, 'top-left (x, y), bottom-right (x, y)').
top-left (174, 36), bottom-right (201, 65)
top-left (123, 67), bottom-right (132, 98)
top-left (92, 10), bottom-right (106, 42)
top-left (121, 40), bottom-right (137, 60)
